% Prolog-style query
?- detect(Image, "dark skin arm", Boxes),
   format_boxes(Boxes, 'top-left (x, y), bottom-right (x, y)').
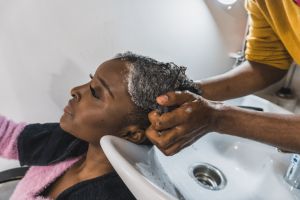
top-left (145, 61), bottom-right (300, 156)
top-left (199, 61), bottom-right (287, 101)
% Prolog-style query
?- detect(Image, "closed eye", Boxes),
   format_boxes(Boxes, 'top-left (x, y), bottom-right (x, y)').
top-left (90, 85), bottom-right (100, 99)
top-left (89, 73), bottom-right (100, 99)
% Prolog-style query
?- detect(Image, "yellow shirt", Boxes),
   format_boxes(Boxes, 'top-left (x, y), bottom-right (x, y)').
top-left (245, 0), bottom-right (300, 70)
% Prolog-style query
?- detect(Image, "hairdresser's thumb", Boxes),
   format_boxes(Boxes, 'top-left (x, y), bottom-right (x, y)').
top-left (156, 94), bottom-right (169, 105)
top-left (156, 91), bottom-right (197, 106)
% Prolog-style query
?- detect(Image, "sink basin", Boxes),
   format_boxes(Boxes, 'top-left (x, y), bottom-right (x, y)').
top-left (100, 95), bottom-right (300, 200)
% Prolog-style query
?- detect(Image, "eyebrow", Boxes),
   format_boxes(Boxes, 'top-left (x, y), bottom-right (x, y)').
top-left (97, 76), bottom-right (115, 99)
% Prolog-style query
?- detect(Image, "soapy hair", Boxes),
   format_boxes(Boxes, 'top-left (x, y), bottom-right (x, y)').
top-left (113, 52), bottom-right (201, 142)
top-left (115, 51), bottom-right (200, 114)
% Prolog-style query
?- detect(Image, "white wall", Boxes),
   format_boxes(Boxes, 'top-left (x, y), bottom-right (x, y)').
top-left (0, 0), bottom-right (247, 123)
top-left (0, 0), bottom-right (248, 169)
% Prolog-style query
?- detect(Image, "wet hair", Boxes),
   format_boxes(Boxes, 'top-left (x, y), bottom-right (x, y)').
top-left (115, 52), bottom-right (200, 134)
top-left (114, 52), bottom-right (201, 144)
top-left (115, 52), bottom-right (200, 112)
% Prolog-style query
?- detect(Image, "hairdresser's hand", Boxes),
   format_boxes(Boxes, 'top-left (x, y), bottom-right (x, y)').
top-left (146, 91), bottom-right (221, 156)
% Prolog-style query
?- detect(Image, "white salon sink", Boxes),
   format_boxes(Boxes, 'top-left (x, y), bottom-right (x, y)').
top-left (100, 95), bottom-right (300, 200)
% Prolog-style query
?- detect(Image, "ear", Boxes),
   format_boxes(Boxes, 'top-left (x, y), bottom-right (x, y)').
top-left (121, 125), bottom-right (147, 144)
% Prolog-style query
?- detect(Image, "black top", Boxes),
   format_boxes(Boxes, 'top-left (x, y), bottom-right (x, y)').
top-left (17, 123), bottom-right (136, 200)
top-left (41, 171), bottom-right (136, 200)
top-left (18, 123), bottom-right (88, 166)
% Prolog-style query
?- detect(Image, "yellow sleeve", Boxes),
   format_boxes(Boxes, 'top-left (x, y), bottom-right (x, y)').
top-left (245, 0), bottom-right (292, 70)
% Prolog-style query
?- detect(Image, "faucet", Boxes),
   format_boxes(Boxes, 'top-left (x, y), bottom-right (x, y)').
top-left (284, 154), bottom-right (300, 189)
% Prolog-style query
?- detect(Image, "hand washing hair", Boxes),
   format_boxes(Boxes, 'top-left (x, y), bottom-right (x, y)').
top-left (113, 52), bottom-right (201, 145)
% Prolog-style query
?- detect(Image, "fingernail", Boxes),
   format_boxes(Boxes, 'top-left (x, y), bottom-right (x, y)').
top-left (157, 95), bottom-right (168, 103)
top-left (185, 107), bottom-right (192, 113)
top-left (156, 121), bottom-right (161, 127)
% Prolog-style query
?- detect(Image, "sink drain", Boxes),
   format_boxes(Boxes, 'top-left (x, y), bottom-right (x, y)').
top-left (189, 163), bottom-right (227, 190)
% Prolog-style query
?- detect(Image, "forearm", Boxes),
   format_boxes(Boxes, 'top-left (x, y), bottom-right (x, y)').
top-left (213, 105), bottom-right (300, 152)
top-left (197, 61), bottom-right (287, 101)
top-left (0, 116), bottom-right (26, 160)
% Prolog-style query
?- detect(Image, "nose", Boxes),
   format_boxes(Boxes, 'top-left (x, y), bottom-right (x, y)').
top-left (71, 86), bottom-right (81, 102)
top-left (70, 83), bottom-right (89, 102)
top-left (70, 83), bottom-right (90, 102)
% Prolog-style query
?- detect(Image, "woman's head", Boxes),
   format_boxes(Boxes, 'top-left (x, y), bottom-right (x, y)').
top-left (60, 52), bottom-right (199, 145)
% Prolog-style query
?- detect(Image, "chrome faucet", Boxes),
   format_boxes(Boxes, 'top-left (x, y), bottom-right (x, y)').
top-left (285, 154), bottom-right (300, 189)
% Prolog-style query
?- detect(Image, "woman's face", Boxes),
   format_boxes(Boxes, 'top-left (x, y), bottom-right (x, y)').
top-left (60, 59), bottom-right (135, 145)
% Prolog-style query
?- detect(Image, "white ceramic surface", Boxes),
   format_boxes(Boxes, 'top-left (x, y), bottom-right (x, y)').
top-left (101, 95), bottom-right (300, 200)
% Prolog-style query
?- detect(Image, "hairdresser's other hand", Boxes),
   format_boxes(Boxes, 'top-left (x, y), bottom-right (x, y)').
top-left (146, 91), bottom-right (221, 156)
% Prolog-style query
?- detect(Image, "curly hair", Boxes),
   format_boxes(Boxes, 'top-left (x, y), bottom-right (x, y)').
top-left (115, 52), bottom-right (201, 114)
top-left (113, 52), bottom-right (201, 141)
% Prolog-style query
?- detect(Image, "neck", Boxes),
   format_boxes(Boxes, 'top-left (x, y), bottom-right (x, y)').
top-left (76, 144), bottom-right (113, 178)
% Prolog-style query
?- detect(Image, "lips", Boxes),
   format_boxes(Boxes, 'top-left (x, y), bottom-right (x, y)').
top-left (64, 100), bottom-right (74, 116)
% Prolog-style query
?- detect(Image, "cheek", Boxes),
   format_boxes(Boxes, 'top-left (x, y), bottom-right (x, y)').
top-left (60, 107), bottom-right (106, 141)
top-left (74, 110), bottom-right (107, 137)
top-left (60, 106), bottom-right (127, 143)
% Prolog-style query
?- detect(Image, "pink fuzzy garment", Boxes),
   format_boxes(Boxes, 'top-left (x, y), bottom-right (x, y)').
top-left (0, 116), bottom-right (80, 200)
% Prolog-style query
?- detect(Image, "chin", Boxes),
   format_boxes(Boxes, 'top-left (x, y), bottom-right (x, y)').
top-left (60, 122), bottom-right (81, 141)
top-left (59, 118), bottom-right (90, 143)
top-left (59, 115), bottom-right (72, 133)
